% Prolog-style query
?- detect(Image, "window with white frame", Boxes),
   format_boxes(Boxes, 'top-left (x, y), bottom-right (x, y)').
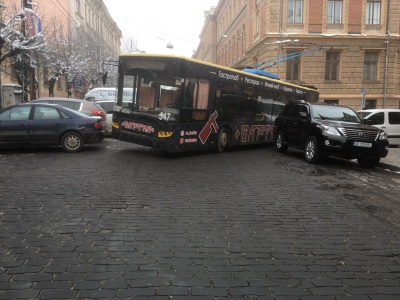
top-left (287, 0), bottom-right (303, 24)
top-left (366, 0), bottom-right (381, 25)
top-left (327, 0), bottom-right (342, 24)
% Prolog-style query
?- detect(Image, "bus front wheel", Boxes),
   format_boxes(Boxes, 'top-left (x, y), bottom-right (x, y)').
top-left (216, 127), bottom-right (229, 153)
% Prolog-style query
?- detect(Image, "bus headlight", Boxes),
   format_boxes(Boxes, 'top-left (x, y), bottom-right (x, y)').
top-left (158, 131), bottom-right (173, 138)
top-left (112, 121), bottom-right (119, 129)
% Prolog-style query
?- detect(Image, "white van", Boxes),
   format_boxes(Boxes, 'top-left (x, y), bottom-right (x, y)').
top-left (357, 109), bottom-right (400, 146)
top-left (84, 88), bottom-right (134, 102)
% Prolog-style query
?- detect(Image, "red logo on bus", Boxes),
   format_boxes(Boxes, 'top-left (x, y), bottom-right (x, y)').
top-left (198, 111), bottom-right (219, 144)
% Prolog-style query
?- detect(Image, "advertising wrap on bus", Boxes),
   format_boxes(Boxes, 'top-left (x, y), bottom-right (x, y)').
top-left (84, 88), bottom-right (133, 102)
top-left (112, 53), bottom-right (319, 153)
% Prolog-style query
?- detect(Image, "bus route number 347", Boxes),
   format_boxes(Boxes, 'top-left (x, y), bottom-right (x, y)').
top-left (158, 112), bottom-right (171, 121)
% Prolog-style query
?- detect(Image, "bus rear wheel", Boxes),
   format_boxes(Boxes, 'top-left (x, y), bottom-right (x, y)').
top-left (216, 127), bottom-right (229, 153)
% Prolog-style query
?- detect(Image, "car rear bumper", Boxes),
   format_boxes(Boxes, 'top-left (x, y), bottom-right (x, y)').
top-left (84, 131), bottom-right (105, 144)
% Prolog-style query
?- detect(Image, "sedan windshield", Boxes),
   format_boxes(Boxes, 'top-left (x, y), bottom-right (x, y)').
top-left (312, 106), bottom-right (361, 123)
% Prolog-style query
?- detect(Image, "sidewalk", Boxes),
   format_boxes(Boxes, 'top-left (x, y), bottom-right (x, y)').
top-left (380, 146), bottom-right (400, 172)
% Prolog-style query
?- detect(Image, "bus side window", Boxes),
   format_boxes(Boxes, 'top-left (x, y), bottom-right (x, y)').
top-left (196, 80), bottom-right (209, 109)
top-left (240, 97), bottom-right (256, 121)
top-left (192, 80), bottom-right (209, 121)
top-left (182, 79), bottom-right (209, 122)
top-left (183, 80), bottom-right (195, 108)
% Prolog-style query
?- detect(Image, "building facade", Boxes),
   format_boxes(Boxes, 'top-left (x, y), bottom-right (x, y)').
top-left (1, 0), bottom-right (121, 100)
top-left (193, 0), bottom-right (400, 110)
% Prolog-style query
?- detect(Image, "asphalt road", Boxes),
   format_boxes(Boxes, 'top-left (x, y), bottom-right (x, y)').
top-left (1, 138), bottom-right (400, 299)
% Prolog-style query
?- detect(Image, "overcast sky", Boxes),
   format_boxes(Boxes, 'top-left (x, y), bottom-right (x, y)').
top-left (103, 0), bottom-right (219, 57)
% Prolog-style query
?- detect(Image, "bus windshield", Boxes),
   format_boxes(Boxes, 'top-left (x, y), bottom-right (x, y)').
top-left (117, 61), bottom-right (184, 122)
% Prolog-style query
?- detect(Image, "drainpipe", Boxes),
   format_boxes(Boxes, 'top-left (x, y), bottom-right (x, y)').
top-left (383, 0), bottom-right (390, 108)
top-left (278, 0), bottom-right (283, 75)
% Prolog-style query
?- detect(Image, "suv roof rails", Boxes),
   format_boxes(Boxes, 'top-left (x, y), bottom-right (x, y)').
top-left (289, 100), bottom-right (306, 103)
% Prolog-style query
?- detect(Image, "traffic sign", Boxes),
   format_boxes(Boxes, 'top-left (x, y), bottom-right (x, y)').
top-left (74, 79), bottom-right (83, 88)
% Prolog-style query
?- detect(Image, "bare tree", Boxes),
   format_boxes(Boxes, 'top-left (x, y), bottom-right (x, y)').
top-left (41, 17), bottom-right (119, 97)
top-left (0, 3), bottom-right (47, 100)
top-left (121, 35), bottom-right (141, 54)
top-left (0, 6), bottom-right (46, 64)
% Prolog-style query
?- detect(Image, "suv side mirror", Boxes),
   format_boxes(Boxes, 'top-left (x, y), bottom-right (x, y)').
top-left (299, 112), bottom-right (308, 118)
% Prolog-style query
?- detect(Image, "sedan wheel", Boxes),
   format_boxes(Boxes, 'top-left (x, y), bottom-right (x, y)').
top-left (61, 132), bottom-right (84, 153)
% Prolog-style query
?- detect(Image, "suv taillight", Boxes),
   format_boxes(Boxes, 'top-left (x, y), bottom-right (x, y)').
top-left (92, 110), bottom-right (106, 117)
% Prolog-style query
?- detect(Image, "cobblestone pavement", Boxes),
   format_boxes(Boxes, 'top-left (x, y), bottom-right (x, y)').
top-left (380, 146), bottom-right (400, 173)
top-left (1, 139), bottom-right (400, 299)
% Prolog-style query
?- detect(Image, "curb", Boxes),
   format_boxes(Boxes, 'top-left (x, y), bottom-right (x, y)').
top-left (378, 162), bottom-right (400, 173)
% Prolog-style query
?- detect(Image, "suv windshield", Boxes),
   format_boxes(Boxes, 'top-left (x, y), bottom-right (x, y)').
top-left (312, 105), bottom-right (361, 123)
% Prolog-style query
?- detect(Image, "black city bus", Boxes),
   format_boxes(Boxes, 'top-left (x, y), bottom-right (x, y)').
top-left (112, 53), bottom-right (319, 153)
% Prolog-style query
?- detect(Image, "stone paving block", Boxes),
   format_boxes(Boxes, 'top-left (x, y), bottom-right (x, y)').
top-left (270, 287), bottom-right (311, 296)
top-left (373, 286), bottom-right (400, 294)
top-left (157, 286), bottom-right (188, 296)
top-left (76, 289), bottom-right (117, 299)
top-left (39, 289), bottom-right (78, 299)
top-left (117, 288), bottom-right (157, 297)
top-left (191, 287), bottom-right (229, 296)
top-left (0, 290), bottom-right (40, 299)
top-left (73, 281), bottom-right (101, 290)
top-left (129, 278), bottom-right (170, 288)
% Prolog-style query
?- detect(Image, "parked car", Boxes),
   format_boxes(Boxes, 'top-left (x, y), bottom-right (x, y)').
top-left (84, 87), bottom-right (133, 102)
top-left (0, 103), bottom-right (105, 152)
top-left (274, 101), bottom-right (389, 168)
top-left (93, 100), bottom-right (114, 136)
top-left (357, 109), bottom-right (400, 147)
top-left (31, 98), bottom-right (107, 132)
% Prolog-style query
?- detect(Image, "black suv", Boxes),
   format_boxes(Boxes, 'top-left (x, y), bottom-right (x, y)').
top-left (274, 101), bottom-right (389, 167)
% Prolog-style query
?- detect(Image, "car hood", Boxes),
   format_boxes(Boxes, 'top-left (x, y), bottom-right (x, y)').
top-left (315, 119), bottom-right (382, 131)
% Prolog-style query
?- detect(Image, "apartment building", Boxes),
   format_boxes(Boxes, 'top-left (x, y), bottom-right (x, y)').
top-left (1, 0), bottom-right (121, 100)
top-left (194, 0), bottom-right (400, 110)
